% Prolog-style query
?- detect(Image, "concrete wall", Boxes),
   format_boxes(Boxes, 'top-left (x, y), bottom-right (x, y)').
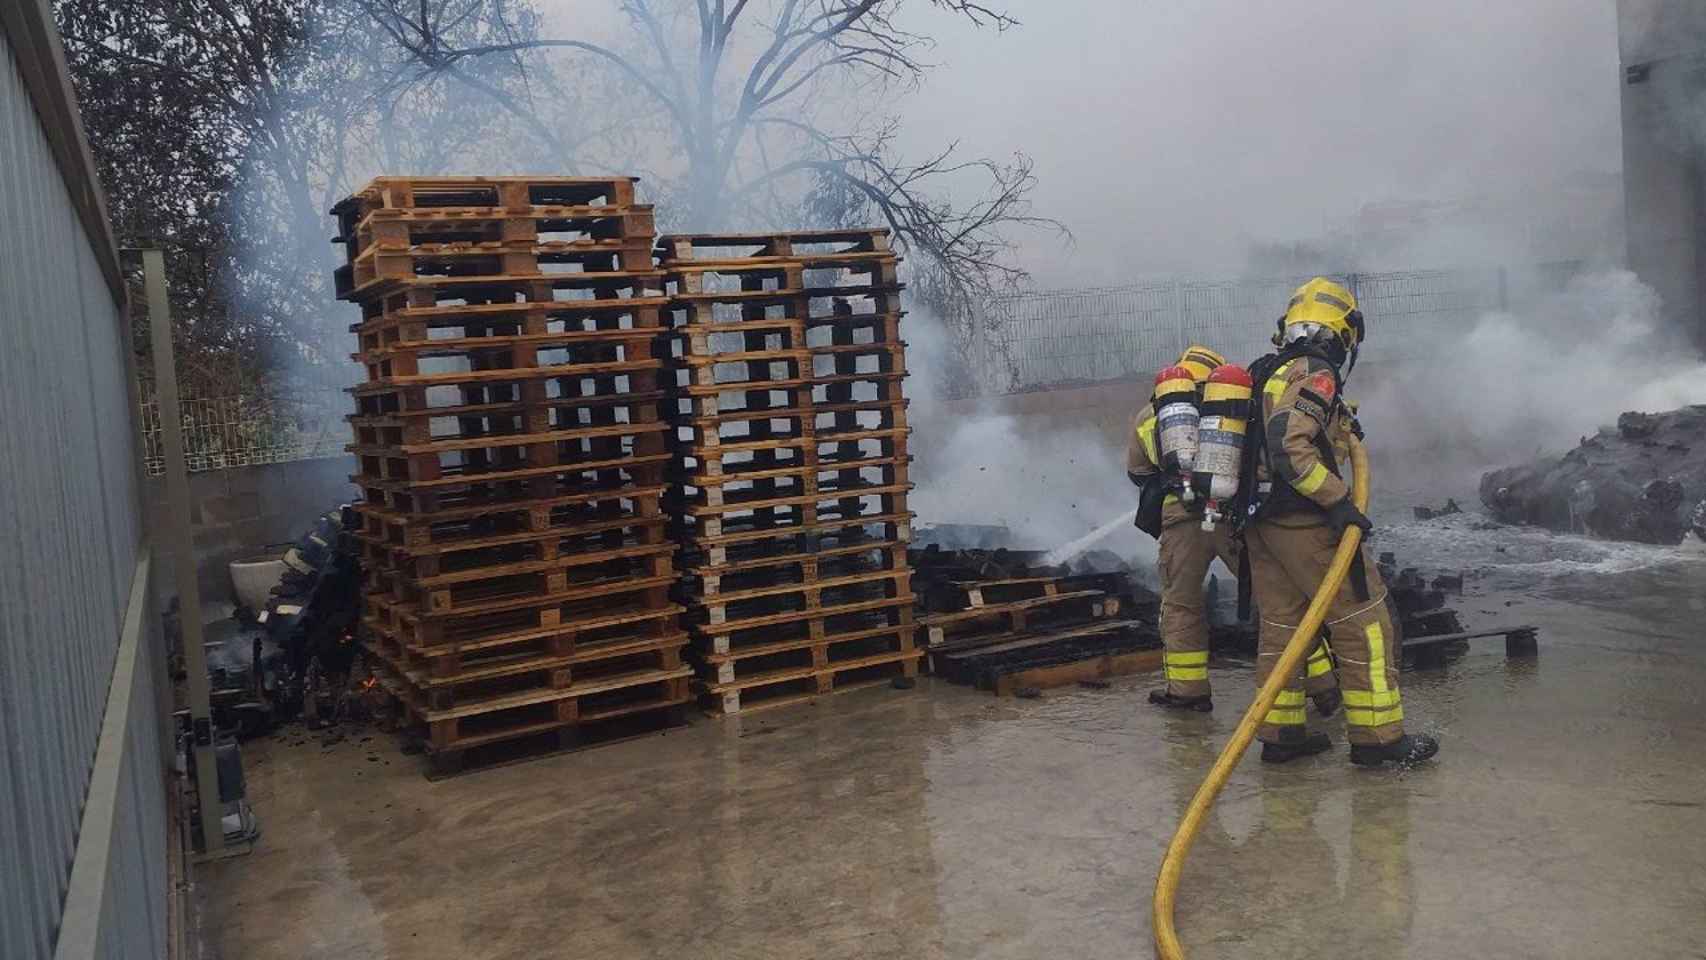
top-left (0, 4), bottom-right (167, 958)
top-left (1618, 0), bottom-right (1706, 348)
top-left (148, 456), bottom-right (359, 606)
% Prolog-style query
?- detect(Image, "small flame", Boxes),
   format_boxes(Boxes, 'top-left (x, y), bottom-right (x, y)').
top-left (360, 675), bottom-right (378, 692)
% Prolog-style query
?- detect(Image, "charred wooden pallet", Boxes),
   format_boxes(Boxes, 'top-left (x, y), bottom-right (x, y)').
top-left (918, 590), bottom-right (1123, 650)
top-left (927, 619), bottom-right (1160, 690)
top-left (988, 648), bottom-right (1162, 696)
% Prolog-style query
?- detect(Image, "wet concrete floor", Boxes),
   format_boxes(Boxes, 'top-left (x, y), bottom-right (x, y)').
top-left (201, 544), bottom-right (1706, 960)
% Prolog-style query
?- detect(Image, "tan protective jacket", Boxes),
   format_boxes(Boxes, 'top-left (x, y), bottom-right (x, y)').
top-left (1256, 354), bottom-right (1356, 515)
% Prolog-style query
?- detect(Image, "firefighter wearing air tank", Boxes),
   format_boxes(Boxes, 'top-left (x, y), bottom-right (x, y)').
top-left (1241, 278), bottom-right (1439, 766)
top-left (1127, 348), bottom-right (1340, 712)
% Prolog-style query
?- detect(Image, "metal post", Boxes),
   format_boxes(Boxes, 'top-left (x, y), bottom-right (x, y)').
top-left (1172, 279), bottom-right (1187, 357)
top-left (142, 249), bottom-right (224, 856)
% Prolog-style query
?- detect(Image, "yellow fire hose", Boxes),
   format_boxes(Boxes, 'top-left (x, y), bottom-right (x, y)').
top-left (1151, 437), bottom-right (1371, 960)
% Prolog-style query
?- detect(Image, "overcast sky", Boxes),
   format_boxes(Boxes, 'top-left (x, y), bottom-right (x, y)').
top-left (888, 0), bottom-right (1624, 283)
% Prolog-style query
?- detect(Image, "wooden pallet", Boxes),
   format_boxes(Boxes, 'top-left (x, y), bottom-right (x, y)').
top-left (354, 321), bottom-right (664, 376)
top-left (655, 228), bottom-right (893, 262)
top-left (699, 648), bottom-right (919, 716)
top-left (335, 175), bottom-right (640, 215)
top-left (683, 530), bottom-right (906, 577)
top-left (663, 260), bottom-right (806, 297)
top-left (381, 545), bottom-right (675, 615)
top-left (340, 267), bottom-right (665, 306)
top-left (387, 630), bottom-right (686, 714)
top-left (689, 561), bottom-right (912, 628)
top-left (344, 204), bottom-right (651, 251)
top-left (378, 570), bottom-right (677, 646)
top-left (398, 663), bottom-right (692, 759)
top-left (358, 481), bottom-right (665, 543)
top-left (368, 590), bottom-right (682, 663)
top-left (697, 619), bottom-right (915, 686)
top-left (355, 453), bottom-right (667, 511)
top-left (352, 291), bottom-right (669, 346)
top-left (343, 238), bottom-right (658, 301)
top-left (990, 648), bottom-right (1163, 696)
top-left (676, 509), bottom-right (914, 565)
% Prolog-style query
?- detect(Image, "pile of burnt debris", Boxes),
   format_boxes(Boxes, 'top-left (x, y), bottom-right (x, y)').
top-left (911, 524), bottom-right (1532, 696)
top-left (1482, 405), bottom-right (1706, 545)
top-left (909, 542), bottom-right (1160, 694)
top-left (179, 506), bottom-right (368, 740)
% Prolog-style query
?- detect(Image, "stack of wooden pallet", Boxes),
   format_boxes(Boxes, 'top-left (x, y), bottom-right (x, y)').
top-left (657, 230), bottom-right (921, 715)
top-left (331, 176), bottom-right (691, 771)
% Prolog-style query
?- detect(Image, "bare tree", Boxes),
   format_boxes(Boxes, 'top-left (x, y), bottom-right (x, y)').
top-left (356, 0), bottom-right (1066, 372)
top-left (60, 0), bottom-right (555, 388)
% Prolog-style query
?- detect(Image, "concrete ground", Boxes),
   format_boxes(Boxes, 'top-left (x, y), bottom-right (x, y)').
top-left (200, 538), bottom-right (1706, 960)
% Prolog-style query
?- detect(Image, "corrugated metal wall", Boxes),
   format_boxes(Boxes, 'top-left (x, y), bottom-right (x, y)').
top-left (0, 22), bottom-right (161, 960)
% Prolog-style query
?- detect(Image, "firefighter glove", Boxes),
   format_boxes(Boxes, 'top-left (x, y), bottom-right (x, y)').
top-left (1325, 498), bottom-right (1373, 537)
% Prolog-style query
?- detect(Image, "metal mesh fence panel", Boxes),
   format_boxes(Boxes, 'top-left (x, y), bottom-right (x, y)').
top-left (137, 385), bottom-right (350, 476)
top-left (975, 263), bottom-right (1577, 395)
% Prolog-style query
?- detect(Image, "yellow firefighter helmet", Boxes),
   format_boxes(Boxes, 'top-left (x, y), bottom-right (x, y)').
top-left (1176, 345), bottom-right (1226, 383)
top-left (1280, 277), bottom-right (1365, 350)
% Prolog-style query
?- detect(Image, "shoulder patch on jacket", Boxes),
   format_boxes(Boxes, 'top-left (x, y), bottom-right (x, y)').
top-left (1308, 371), bottom-right (1336, 400)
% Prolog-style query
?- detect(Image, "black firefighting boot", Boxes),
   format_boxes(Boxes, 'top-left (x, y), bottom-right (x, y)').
top-left (1310, 688), bottom-right (1342, 718)
top-left (1260, 729), bottom-right (1332, 764)
top-left (1148, 689), bottom-right (1213, 712)
top-left (1350, 734), bottom-right (1440, 768)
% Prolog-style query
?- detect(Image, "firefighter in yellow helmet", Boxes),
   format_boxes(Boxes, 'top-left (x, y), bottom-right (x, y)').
top-left (1127, 346), bottom-right (1339, 711)
top-left (1240, 278), bottom-right (1438, 765)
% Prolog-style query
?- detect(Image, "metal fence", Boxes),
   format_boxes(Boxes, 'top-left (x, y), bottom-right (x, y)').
top-left (1, 11), bottom-right (162, 959)
top-left (137, 385), bottom-right (351, 476)
top-left (975, 262), bottom-right (1582, 395)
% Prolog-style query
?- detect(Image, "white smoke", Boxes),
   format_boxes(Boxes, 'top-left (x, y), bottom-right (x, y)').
top-left (906, 307), bottom-right (1156, 566)
top-left (1359, 269), bottom-right (1706, 485)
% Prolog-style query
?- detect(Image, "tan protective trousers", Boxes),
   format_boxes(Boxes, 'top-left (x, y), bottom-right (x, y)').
top-left (1245, 516), bottom-right (1404, 746)
top-left (1158, 504), bottom-right (1337, 699)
